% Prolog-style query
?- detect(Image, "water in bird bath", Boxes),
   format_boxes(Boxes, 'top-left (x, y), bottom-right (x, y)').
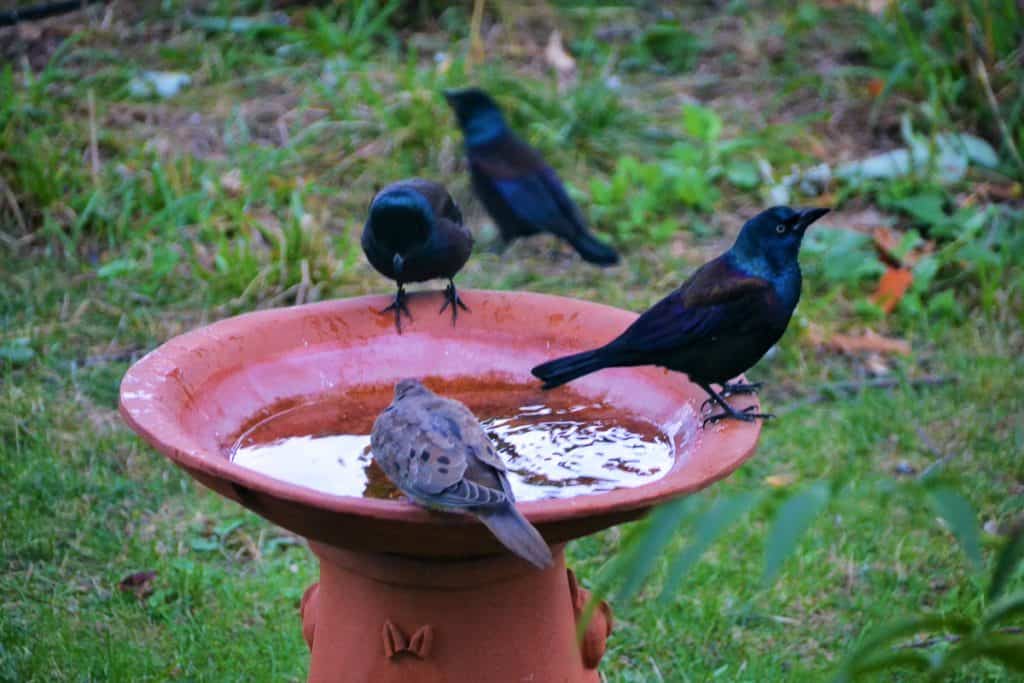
top-left (227, 384), bottom-right (675, 502)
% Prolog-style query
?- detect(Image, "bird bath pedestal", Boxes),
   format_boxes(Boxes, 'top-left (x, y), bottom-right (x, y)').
top-left (119, 290), bottom-right (762, 683)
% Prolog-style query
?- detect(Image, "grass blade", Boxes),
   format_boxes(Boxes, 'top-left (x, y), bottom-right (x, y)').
top-left (983, 592), bottom-right (1024, 629)
top-left (613, 497), bottom-right (695, 602)
top-left (660, 491), bottom-right (761, 598)
top-left (927, 487), bottom-right (983, 571)
top-left (848, 649), bottom-right (932, 678)
top-left (988, 523), bottom-right (1024, 601)
top-left (763, 481), bottom-right (830, 585)
top-left (973, 635), bottom-right (1024, 672)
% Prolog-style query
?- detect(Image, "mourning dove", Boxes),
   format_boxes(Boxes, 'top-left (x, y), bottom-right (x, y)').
top-left (370, 379), bottom-right (553, 569)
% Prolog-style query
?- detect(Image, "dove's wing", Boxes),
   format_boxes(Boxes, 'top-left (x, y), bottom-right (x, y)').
top-left (370, 401), bottom-right (468, 494)
top-left (432, 397), bottom-right (517, 501)
top-left (371, 392), bottom-right (514, 510)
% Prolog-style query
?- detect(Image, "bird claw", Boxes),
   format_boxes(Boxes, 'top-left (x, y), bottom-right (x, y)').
top-left (721, 381), bottom-right (763, 397)
top-left (381, 287), bottom-right (412, 333)
top-left (439, 281), bottom-right (469, 326)
top-left (701, 382), bottom-right (764, 411)
top-left (702, 405), bottom-right (774, 428)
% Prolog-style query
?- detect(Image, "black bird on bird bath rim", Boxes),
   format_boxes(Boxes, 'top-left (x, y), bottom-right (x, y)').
top-left (361, 179), bottom-right (473, 333)
top-left (532, 206), bottom-right (830, 425)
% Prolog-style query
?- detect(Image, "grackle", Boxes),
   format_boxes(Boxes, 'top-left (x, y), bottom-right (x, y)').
top-left (443, 87), bottom-right (620, 266)
top-left (532, 206), bottom-right (829, 425)
top-left (370, 379), bottom-right (553, 570)
top-left (362, 179), bottom-right (473, 333)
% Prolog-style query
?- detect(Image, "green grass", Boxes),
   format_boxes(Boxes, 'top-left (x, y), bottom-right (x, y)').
top-left (2, 1), bottom-right (1022, 681)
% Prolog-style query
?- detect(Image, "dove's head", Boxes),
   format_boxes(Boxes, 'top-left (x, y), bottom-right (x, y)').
top-left (394, 378), bottom-right (430, 400)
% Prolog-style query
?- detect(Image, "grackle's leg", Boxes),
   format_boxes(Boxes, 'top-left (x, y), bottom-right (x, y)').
top-left (699, 382), bottom-right (773, 427)
top-left (381, 284), bottom-right (412, 333)
top-left (439, 279), bottom-right (470, 326)
top-left (722, 381), bottom-right (762, 396)
top-left (701, 380), bottom-right (764, 409)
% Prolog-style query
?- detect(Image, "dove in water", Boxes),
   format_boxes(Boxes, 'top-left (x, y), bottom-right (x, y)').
top-left (370, 379), bottom-right (553, 570)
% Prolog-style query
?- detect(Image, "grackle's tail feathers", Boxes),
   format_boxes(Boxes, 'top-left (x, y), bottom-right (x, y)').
top-left (478, 505), bottom-right (553, 570)
top-left (531, 348), bottom-right (610, 389)
top-left (567, 230), bottom-right (619, 266)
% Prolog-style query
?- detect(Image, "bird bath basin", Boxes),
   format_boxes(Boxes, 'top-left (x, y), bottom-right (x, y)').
top-left (119, 290), bottom-right (762, 683)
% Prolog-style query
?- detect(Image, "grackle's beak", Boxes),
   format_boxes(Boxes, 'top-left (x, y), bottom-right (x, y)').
top-left (442, 89), bottom-right (460, 106)
top-left (795, 207), bottom-right (829, 232)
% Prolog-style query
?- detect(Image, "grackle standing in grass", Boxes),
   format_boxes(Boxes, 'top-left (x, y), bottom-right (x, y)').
top-left (532, 206), bottom-right (829, 425)
top-left (443, 87), bottom-right (620, 266)
top-left (362, 179), bottom-right (473, 333)
top-left (371, 379), bottom-right (553, 570)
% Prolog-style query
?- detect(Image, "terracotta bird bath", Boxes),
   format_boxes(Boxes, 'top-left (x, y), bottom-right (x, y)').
top-left (119, 290), bottom-right (762, 683)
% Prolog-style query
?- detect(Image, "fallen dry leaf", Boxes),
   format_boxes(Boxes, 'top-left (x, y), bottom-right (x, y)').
top-left (871, 267), bottom-right (914, 314)
top-left (220, 168), bottom-right (244, 197)
top-left (118, 570), bottom-right (157, 599)
top-left (826, 330), bottom-right (911, 356)
top-left (544, 30), bottom-right (576, 81)
top-left (864, 352), bottom-right (891, 376)
top-left (971, 182), bottom-right (1023, 202)
top-left (872, 227), bottom-right (933, 267)
top-left (764, 474), bottom-right (795, 488)
top-left (866, 78), bottom-right (885, 98)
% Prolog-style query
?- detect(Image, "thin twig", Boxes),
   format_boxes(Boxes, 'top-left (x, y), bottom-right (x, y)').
top-left (0, 177), bottom-right (27, 235)
top-left (900, 627), bottom-right (1022, 650)
top-left (976, 58), bottom-right (1024, 175)
top-left (916, 427), bottom-right (965, 479)
top-left (87, 88), bottom-right (100, 187)
top-left (778, 375), bottom-right (955, 414)
top-left (72, 347), bottom-right (144, 369)
top-left (469, 0), bottom-right (485, 70)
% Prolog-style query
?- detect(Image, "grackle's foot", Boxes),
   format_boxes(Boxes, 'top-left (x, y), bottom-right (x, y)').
top-left (381, 285), bottom-right (412, 333)
top-left (701, 381), bottom-right (764, 410)
top-left (439, 279), bottom-right (469, 326)
top-left (722, 381), bottom-right (762, 396)
top-left (703, 405), bottom-right (775, 427)
top-left (699, 382), bottom-right (773, 427)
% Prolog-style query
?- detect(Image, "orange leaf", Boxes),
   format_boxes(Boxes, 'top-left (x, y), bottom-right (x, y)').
top-left (764, 474), bottom-right (795, 488)
top-left (866, 78), bottom-right (885, 98)
top-left (872, 227), bottom-right (933, 267)
top-left (871, 267), bottom-right (914, 314)
top-left (826, 330), bottom-right (911, 355)
top-left (872, 227), bottom-right (902, 266)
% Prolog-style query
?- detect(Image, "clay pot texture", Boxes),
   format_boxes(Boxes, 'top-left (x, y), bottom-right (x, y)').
top-left (120, 289), bottom-right (763, 681)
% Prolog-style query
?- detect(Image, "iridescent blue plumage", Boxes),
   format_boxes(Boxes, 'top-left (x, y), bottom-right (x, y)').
top-left (532, 206), bottom-right (829, 424)
top-left (444, 88), bottom-right (620, 266)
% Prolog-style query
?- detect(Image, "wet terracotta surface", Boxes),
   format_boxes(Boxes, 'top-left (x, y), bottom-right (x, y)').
top-left (227, 385), bottom-right (676, 501)
top-left (119, 289), bottom-right (763, 682)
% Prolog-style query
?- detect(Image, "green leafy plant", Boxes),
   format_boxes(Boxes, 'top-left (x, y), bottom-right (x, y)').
top-left (293, 0), bottom-right (401, 59)
top-left (588, 103), bottom-right (781, 244)
top-left (862, 0), bottom-right (1024, 178)
top-left (833, 522), bottom-right (1024, 680)
top-left (578, 473), bottom-right (1014, 679)
top-left (624, 21), bottom-right (705, 73)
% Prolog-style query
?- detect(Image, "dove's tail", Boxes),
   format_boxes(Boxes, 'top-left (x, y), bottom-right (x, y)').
top-left (478, 504), bottom-right (553, 570)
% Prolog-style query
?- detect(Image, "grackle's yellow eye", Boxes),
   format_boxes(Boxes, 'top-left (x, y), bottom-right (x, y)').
top-left (775, 224), bottom-right (786, 234)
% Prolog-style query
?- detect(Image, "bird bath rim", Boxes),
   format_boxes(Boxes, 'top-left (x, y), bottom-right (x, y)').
top-left (119, 289), bottom-right (762, 554)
